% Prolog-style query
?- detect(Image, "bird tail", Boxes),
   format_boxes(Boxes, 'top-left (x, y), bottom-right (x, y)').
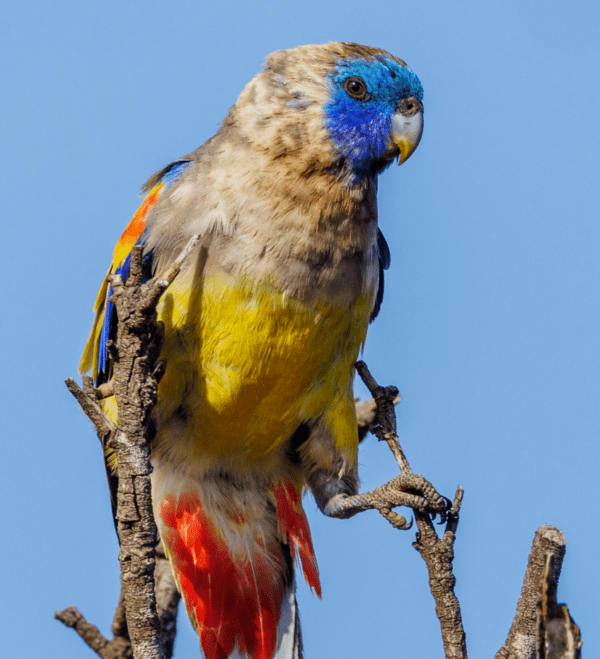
top-left (156, 476), bottom-right (320, 659)
top-left (273, 579), bottom-right (303, 659)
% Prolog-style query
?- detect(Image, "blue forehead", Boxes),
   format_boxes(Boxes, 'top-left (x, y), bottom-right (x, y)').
top-left (330, 55), bottom-right (423, 103)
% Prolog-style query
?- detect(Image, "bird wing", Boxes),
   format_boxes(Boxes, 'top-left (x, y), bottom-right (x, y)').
top-left (80, 160), bottom-right (193, 384)
top-left (370, 228), bottom-right (391, 322)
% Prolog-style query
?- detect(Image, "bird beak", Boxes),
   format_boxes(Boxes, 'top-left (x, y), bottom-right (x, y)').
top-left (391, 110), bottom-right (424, 165)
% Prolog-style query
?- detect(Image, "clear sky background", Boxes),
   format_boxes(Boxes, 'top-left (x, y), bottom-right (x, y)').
top-left (2, 1), bottom-right (599, 657)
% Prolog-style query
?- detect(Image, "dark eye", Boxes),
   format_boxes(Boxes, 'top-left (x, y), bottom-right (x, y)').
top-left (343, 76), bottom-right (368, 100)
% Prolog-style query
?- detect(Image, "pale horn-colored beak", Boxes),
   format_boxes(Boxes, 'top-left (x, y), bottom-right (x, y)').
top-left (392, 109), bottom-right (424, 165)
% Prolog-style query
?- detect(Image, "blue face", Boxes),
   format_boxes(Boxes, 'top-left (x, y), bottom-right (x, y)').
top-left (324, 55), bottom-right (423, 184)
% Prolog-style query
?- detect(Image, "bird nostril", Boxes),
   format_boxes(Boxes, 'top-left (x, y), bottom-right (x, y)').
top-left (398, 96), bottom-right (421, 117)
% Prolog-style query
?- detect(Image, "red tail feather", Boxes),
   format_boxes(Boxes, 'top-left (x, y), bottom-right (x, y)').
top-left (274, 480), bottom-right (322, 598)
top-left (160, 493), bottom-right (285, 659)
top-left (159, 482), bottom-right (319, 659)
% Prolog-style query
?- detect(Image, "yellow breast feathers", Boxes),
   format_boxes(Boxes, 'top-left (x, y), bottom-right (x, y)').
top-left (152, 267), bottom-right (372, 468)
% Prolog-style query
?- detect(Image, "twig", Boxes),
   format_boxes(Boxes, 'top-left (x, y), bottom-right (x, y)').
top-left (154, 544), bottom-right (182, 659)
top-left (54, 606), bottom-right (132, 659)
top-left (55, 552), bottom-right (180, 659)
top-left (65, 376), bottom-right (116, 438)
top-left (356, 360), bottom-right (467, 659)
top-left (413, 489), bottom-right (467, 659)
top-left (355, 360), bottom-right (411, 474)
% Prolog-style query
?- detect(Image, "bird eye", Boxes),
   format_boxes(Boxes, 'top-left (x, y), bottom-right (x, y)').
top-left (343, 77), bottom-right (368, 100)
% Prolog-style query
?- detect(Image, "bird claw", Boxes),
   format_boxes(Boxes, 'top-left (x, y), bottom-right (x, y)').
top-left (323, 473), bottom-right (449, 528)
top-left (377, 473), bottom-right (448, 513)
top-left (435, 496), bottom-right (453, 525)
top-left (368, 473), bottom-right (451, 531)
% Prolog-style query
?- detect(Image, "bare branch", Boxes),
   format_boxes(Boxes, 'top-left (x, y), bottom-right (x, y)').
top-left (54, 606), bottom-right (132, 659)
top-left (355, 360), bottom-right (411, 474)
top-left (154, 545), bottom-right (182, 659)
top-left (536, 553), bottom-right (582, 659)
top-left (65, 377), bottom-right (116, 439)
top-left (413, 488), bottom-right (467, 659)
top-left (495, 525), bottom-right (567, 659)
top-left (56, 554), bottom-right (180, 659)
top-left (159, 234), bottom-right (201, 283)
top-left (63, 236), bottom-right (199, 659)
top-left (356, 361), bottom-right (467, 659)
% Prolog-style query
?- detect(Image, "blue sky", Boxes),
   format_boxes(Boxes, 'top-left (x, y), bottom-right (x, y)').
top-left (2, 1), bottom-right (599, 657)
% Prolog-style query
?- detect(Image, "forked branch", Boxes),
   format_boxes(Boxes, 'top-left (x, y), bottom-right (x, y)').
top-left (356, 360), bottom-right (467, 658)
top-left (355, 361), bottom-right (581, 659)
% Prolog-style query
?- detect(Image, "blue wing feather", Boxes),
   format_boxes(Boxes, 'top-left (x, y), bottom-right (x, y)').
top-left (97, 250), bottom-right (154, 384)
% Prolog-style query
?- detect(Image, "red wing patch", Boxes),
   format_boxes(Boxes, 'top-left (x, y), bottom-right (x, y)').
top-left (112, 183), bottom-right (164, 266)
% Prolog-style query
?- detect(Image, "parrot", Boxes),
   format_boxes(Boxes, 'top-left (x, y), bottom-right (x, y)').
top-left (81, 42), bottom-right (427, 659)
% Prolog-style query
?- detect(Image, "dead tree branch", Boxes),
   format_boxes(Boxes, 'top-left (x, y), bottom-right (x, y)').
top-left (154, 544), bottom-right (182, 659)
top-left (355, 361), bottom-right (410, 473)
top-left (61, 236), bottom-right (199, 659)
top-left (495, 525), bottom-right (568, 659)
top-left (55, 606), bottom-right (132, 659)
top-left (55, 547), bottom-right (180, 659)
top-left (356, 360), bottom-right (467, 658)
top-left (357, 361), bottom-right (583, 659)
top-left (536, 553), bottom-right (582, 659)
top-left (413, 490), bottom-right (466, 659)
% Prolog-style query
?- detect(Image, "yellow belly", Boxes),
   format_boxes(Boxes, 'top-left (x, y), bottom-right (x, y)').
top-left (153, 270), bottom-right (370, 467)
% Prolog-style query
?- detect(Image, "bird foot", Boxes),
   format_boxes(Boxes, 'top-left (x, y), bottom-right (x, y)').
top-left (323, 473), bottom-right (450, 530)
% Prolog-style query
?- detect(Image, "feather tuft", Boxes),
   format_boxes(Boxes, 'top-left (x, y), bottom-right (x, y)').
top-left (160, 492), bottom-right (287, 659)
top-left (274, 481), bottom-right (321, 598)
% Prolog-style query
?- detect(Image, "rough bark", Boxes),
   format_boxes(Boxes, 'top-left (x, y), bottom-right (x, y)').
top-left (495, 526), bottom-right (567, 659)
top-left (60, 237), bottom-right (199, 659)
top-left (413, 491), bottom-right (467, 659)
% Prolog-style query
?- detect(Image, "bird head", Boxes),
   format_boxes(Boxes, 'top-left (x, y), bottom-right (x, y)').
top-left (233, 43), bottom-right (424, 188)
top-left (324, 50), bottom-right (424, 180)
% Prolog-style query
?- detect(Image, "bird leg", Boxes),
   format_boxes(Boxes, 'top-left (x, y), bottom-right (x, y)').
top-left (308, 466), bottom-right (449, 531)
top-left (323, 473), bottom-right (448, 528)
